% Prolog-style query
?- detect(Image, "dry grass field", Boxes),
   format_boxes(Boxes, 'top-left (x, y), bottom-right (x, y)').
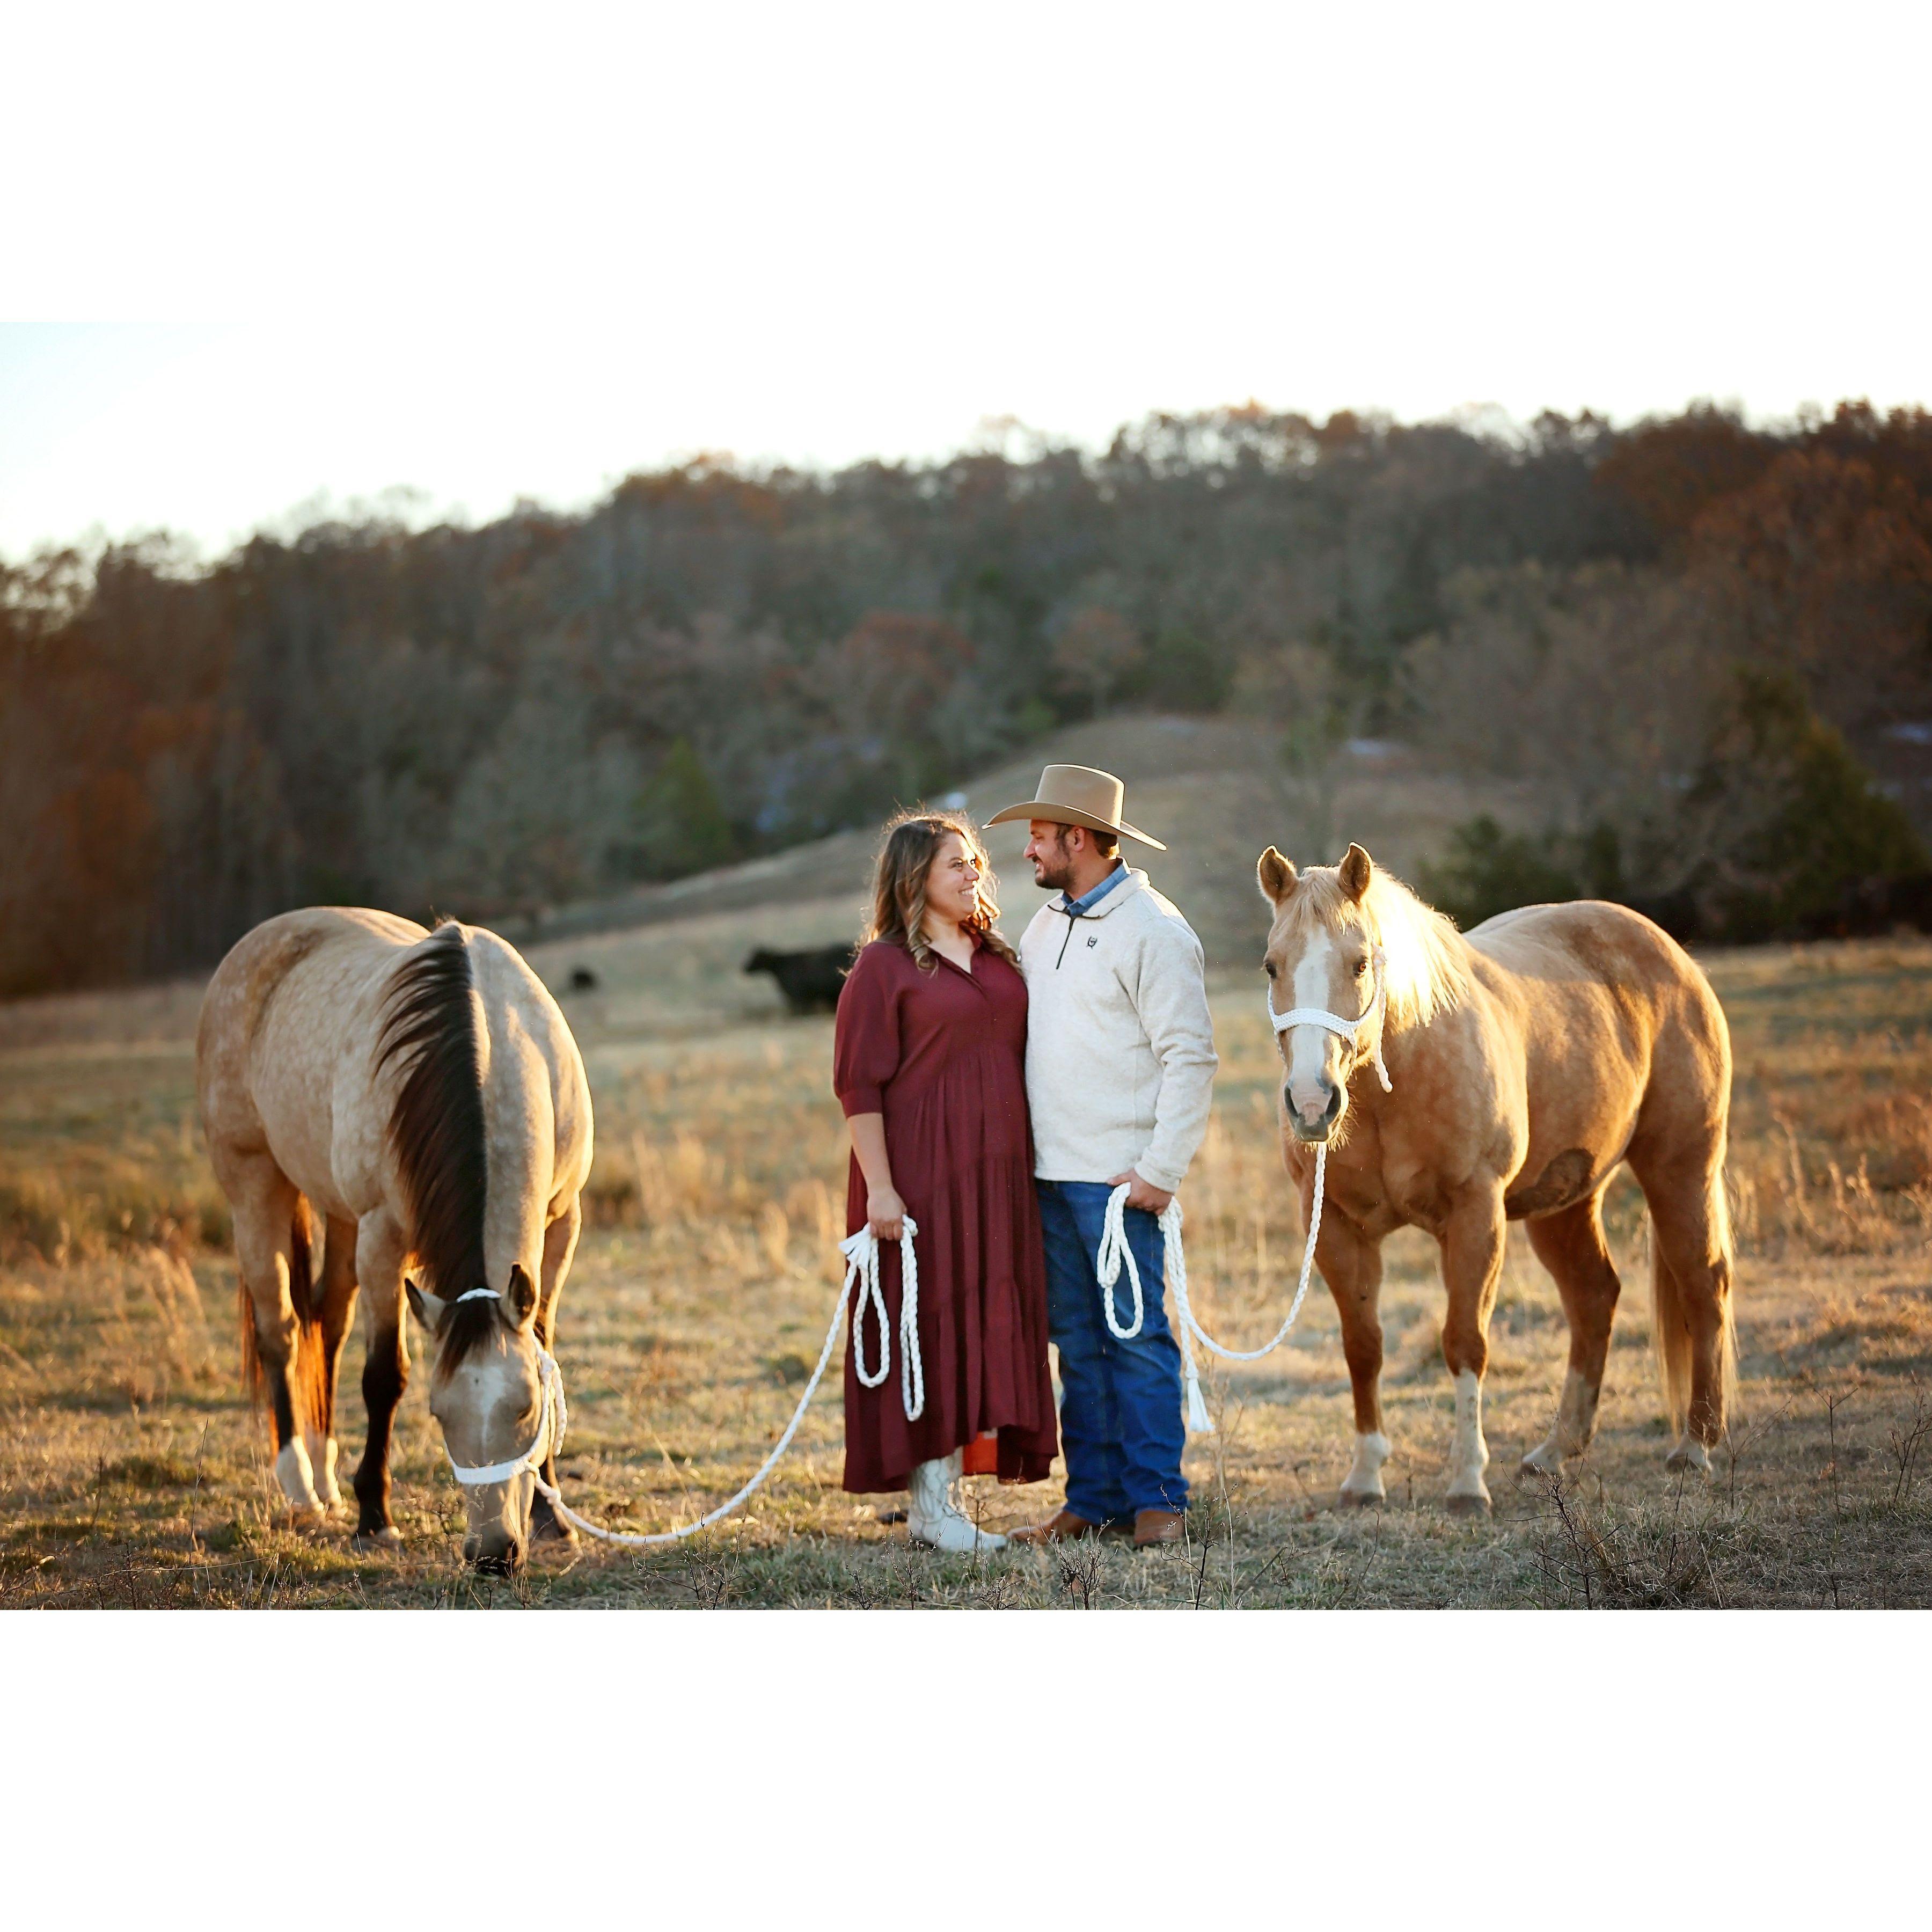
top-left (4, 905), bottom-right (1930, 1609)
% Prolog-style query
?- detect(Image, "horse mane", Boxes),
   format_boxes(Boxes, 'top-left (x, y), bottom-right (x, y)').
top-left (1366, 869), bottom-right (1470, 1030)
top-left (1284, 863), bottom-right (1471, 1033)
top-left (376, 921), bottom-right (494, 1372)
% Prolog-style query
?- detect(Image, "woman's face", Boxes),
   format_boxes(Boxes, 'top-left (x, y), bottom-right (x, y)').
top-left (924, 831), bottom-right (982, 927)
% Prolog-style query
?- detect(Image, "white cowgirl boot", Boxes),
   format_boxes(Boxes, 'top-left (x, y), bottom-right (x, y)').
top-left (907, 1450), bottom-right (1006, 1555)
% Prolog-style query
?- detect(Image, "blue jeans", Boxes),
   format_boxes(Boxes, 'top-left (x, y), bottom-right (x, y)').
top-left (1037, 1181), bottom-right (1189, 1524)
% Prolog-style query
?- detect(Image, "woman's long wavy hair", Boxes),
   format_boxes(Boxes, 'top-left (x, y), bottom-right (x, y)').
top-left (862, 810), bottom-right (1018, 971)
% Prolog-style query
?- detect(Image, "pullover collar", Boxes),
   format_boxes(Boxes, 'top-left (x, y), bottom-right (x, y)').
top-left (1048, 866), bottom-right (1147, 966)
top-left (1062, 861), bottom-right (1129, 917)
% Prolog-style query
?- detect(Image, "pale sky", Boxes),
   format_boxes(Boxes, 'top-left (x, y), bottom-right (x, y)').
top-left (3, 1), bottom-right (1926, 560)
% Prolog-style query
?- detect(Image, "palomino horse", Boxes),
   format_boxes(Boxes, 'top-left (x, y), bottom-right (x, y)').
top-left (1256, 844), bottom-right (1736, 1511)
top-left (196, 909), bottom-right (592, 1570)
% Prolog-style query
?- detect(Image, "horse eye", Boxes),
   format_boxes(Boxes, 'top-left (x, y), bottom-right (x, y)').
top-left (1263, 961), bottom-right (1277, 978)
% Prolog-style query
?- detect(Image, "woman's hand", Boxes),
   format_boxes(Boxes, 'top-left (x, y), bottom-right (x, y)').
top-left (867, 1185), bottom-right (908, 1241)
top-left (849, 1114), bottom-right (903, 1239)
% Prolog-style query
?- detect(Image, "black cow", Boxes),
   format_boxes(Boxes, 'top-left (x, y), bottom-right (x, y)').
top-left (1799, 872), bottom-right (1932, 940)
top-left (744, 943), bottom-right (857, 1015)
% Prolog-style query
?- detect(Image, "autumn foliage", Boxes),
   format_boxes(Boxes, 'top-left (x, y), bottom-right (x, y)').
top-left (4, 401), bottom-right (1929, 994)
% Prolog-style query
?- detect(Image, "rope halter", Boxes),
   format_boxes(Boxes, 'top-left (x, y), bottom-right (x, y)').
top-left (427, 1285), bottom-right (566, 1490)
top-left (1265, 941), bottom-right (1393, 1094)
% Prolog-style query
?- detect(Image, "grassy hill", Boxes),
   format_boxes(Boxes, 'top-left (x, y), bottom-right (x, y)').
top-left (508, 713), bottom-right (1534, 1031)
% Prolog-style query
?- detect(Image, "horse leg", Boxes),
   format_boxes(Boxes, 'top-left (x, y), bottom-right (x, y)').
top-left (530, 1197), bottom-right (582, 1547)
top-left (230, 1154), bottom-right (326, 1523)
top-left (1437, 1192), bottom-right (1506, 1514)
top-left (1630, 1146), bottom-right (1736, 1475)
top-left (308, 1215), bottom-right (360, 1512)
top-left (1520, 1192), bottom-right (1622, 1475)
top-left (352, 1210), bottom-right (411, 1546)
top-left (1316, 1208), bottom-right (1391, 1505)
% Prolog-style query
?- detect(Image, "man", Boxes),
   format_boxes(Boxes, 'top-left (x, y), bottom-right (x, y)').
top-left (986, 764), bottom-right (1218, 1547)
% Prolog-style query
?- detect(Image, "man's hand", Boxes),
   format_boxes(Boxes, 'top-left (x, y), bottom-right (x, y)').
top-left (1108, 1169), bottom-right (1174, 1216)
top-left (867, 1185), bottom-right (908, 1241)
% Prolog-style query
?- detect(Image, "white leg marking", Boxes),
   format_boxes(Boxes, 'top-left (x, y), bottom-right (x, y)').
top-left (1340, 1430), bottom-right (1392, 1502)
top-left (1665, 1436), bottom-right (1714, 1476)
top-left (1446, 1368), bottom-right (1492, 1510)
top-left (313, 1437), bottom-right (341, 1508)
top-left (1522, 1368), bottom-right (1600, 1473)
top-left (275, 1438), bottom-right (325, 1519)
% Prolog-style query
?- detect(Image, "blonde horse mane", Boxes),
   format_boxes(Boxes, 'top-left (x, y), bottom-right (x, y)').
top-left (1279, 861), bottom-right (1471, 1033)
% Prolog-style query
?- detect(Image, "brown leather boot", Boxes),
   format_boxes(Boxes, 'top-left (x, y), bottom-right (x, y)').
top-left (1009, 1508), bottom-right (1101, 1545)
top-left (1133, 1508), bottom-right (1186, 1548)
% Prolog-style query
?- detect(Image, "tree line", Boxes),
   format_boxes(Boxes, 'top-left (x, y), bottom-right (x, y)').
top-left (3, 400), bottom-right (1928, 995)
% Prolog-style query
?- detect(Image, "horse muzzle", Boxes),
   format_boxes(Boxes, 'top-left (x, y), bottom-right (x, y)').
top-left (465, 1529), bottom-right (526, 1575)
top-left (1285, 1080), bottom-right (1344, 1144)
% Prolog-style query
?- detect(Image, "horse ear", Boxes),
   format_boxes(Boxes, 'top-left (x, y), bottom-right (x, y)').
top-left (405, 1278), bottom-right (442, 1336)
top-left (504, 1264), bottom-right (538, 1329)
top-left (1339, 843), bottom-right (1373, 904)
top-left (1257, 846), bottom-right (1299, 906)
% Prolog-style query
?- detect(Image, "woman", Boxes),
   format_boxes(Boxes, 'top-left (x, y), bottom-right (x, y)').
top-left (832, 810), bottom-right (1058, 1552)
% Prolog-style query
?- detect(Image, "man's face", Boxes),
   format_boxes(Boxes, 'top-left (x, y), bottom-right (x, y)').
top-left (1023, 820), bottom-right (1077, 892)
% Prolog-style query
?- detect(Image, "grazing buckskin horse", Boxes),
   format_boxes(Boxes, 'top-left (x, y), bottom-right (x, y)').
top-left (196, 909), bottom-right (593, 1570)
top-left (1256, 844), bottom-right (1736, 1512)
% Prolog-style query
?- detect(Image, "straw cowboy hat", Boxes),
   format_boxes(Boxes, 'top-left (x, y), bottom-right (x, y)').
top-left (986, 763), bottom-right (1166, 851)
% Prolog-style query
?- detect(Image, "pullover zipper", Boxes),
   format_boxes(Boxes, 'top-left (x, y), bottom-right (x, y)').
top-left (1055, 904), bottom-right (1088, 968)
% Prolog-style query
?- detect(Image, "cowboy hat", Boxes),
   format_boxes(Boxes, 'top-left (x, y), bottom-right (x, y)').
top-left (985, 764), bottom-right (1166, 850)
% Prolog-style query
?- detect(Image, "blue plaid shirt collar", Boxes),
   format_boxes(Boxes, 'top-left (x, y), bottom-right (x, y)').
top-left (1060, 862), bottom-right (1129, 917)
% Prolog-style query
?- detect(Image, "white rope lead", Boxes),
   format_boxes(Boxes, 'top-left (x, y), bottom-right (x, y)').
top-left (1095, 1192), bottom-right (1146, 1341)
top-left (1095, 1154), bottom-right (1327, 1438)
top-left (1098, 948), bottom-right (1391, 1434)
top-left (844, 1217), bottom-right (924, 1423)
top-left (440, 1220), bottom-right (924, 1547)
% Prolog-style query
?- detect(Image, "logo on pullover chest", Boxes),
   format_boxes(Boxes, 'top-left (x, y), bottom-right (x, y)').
top-left (1052, 905), bottom-right (1111, 968)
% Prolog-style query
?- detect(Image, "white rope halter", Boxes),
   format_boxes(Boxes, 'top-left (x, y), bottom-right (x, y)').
top-left (1265, 942), bottom-right (1393, 1095)
top-left (1091, 942), bottom-right (1395, 1434)
top-left (430, 1220), bottom-right (927, 1547)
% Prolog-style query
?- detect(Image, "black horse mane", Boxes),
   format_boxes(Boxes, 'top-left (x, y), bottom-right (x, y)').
top-left (376, 921), bottom-right (494, 1371)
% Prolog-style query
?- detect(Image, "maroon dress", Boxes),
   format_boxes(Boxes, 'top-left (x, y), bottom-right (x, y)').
top-left (832, 935), bottom-right (1059, 1493)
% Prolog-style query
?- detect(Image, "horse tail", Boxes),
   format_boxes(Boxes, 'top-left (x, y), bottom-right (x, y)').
top-left (1647, 1163), bottom-right (1738, 1436)
top-left (1713, 1165), bottom-right (1739, 1424)
top-left (1648, 1245), bottom-right (1688, 1438)
top-left (237, 1278), bottom-right (260, 1411)
top-left (289, 1194), bottom-right (327, 1433)
top-left (235, 1193), bottom-right (326, 1432)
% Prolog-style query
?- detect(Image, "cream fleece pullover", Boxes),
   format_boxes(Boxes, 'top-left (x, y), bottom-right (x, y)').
top-left (1016, 868), bottom-right (1218, 1193)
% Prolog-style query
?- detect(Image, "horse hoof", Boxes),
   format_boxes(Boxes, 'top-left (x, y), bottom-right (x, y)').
top-left (1517, 1453), bottom-right (1560, 1481)
top-left (1337, 1488), bottom-right (1385, 1510)
top-left (1664, 1445), bottom-right (1713, 1477)
top-left (354, 1526), bottom-right (403, 1550)
top-left (1445, 1491), bottom-right (1492, 1518)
